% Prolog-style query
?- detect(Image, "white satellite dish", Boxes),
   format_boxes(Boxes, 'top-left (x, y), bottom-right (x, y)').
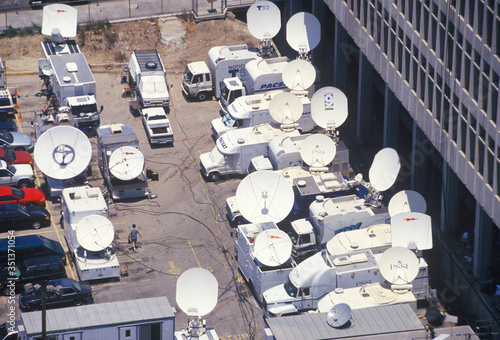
top-left (368, 148), bottom-right (400, 192)
top-left (108, 146), bottom-right (145, 181)
top-left (247, 0), bottom-right (281, 40)
top-left (235, 171), bottom-right (294, 223)
top-left (253, 229), bottom-right (292, 267)
top-left (34, 126), bottom-right (92, 180)
top-left (388, 190), bottom-right (427, 217)
top-left (269, 92), bottom-right (303, 128)
top-left (391, 212), bottom-right (433, 250)
top-left (326, 303), bottom-right (352, 328)
top-left (76, 215), bottom-right (114, 252)
top-left (286, 12), bottom-right (321, 55)
top-left (176, 268), bottom-right (218, 317)
top-left (311, 87), bottom-right (349, 130)
top-left (282, 60), bottom-right (316, 92)
top-left (300, 134), bottom-right (336, 168)
top-left (379, 246), bottom-right (420, 285)
top-left (42, 4), bottom-right (78, 38)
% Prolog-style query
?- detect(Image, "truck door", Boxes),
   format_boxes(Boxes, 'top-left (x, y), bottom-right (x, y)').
top-left (0, 168), bottom-right (12, 185)
top-left (296, 288), bottom-right (314, 311)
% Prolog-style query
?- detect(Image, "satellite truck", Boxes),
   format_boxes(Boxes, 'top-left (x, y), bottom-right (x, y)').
top-left (263, 244), bottom-right (429, 318)
top-left (217, 10), bottom-right (322, 114)
top-left (60, 185), bottom-right (121, 281)
top-left (181, 1), bottom-right (280, 101)
top-left (199, 123), bottom-right (299, 181)
top-left (211, 59), bottom-right (318, 138)
top-left (127, 50), bottom-right (170, 108)
top-left (286, 147), bottom-right (401, 259)
top-left (234, 171), bottom-right (299, 302)
top-left (0, 57), bottom-right (18, 118)
top-left (96, 124), bottom-right (149, 200)
top-left (37, 4), bottom-right (102, 132)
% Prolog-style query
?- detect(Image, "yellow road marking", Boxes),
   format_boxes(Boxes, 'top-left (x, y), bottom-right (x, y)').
top-left (188, 240), bottom-right (202, 268)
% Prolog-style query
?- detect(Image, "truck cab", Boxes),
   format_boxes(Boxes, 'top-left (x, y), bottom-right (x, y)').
top-left (0, 89), bottom-right (17, 117)
top-left (66, 96), bottom-right (101, 130)
top-left (219, 77), bottom-right (247, 114)
top-left (182, 61), bottom-right (212, 101)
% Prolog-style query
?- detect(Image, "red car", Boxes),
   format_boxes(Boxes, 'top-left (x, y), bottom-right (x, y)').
top-left (0, 149), bottom-right (34, 167)
top-left (0, 186), bottom-right (46, 206)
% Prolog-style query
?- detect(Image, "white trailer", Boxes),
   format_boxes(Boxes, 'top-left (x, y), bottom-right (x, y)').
top-left (199, 124), bottom-right (298, 181)
top-left (235, 222), bottom-right (295, 302)
top-left (182, 45), bottom-right (260, 101)
top-left (96, 124), bottom-right (149, 200)
top-left (128, 50), bottom-right (170, 108)
top-left (60, 186), bottom-right (121, 281)
top-left (211, 90), bottom-right (315, 138)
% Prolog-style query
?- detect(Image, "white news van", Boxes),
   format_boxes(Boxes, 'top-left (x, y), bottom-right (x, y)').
top-left (61, 186), bottom-right (120, 281)
top-left (182, 45), bottom-right (260, 100)
top-left (211, 90), bottom-right (314, 138)
top-left (219, 57), bottom-right (292, 114)
top-left (199, 124), bottom-right (298, 181)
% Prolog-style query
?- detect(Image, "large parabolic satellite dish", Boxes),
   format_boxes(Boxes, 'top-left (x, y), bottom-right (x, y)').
top-left (176, 268), bottom-right (218, 318)
top-left (42, 4), bottom-right (78, 38)
top-left (247, 0), bottom-right (281, 40)
top-left (76, 215), bottom-right (115, 252)
top-left (235, 171), bottom-right (294, 224)
top-left (34, 126), bottom-right (92, 180)
top-left (368, 147), bottom-right (401, 192)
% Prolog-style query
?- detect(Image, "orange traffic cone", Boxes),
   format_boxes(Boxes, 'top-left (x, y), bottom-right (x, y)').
top-left (14, 90), bottom-right (18, 109)
top-left (18, 112), bottom-right (22, 119)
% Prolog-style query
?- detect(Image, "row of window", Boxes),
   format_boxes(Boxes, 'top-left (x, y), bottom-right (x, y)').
top-left (344, 0), bottom-right (499, 195)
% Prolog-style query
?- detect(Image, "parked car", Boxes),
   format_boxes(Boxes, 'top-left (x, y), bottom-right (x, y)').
top-left (0, 131), bottom-right (34, 152)
top-left (0, 322), bottom-right (17, 340)
top-left (0, 186), bottom-right (45, 206)
top-left (0, 255), bottom-right (66, 296)
top-left (0, 148), bottom-right (33, 167)
top-left (141, 107), bottom-right (173, 144)
top-left (0, 160), bottom-right (35, 188)
top-left (0, 204), bottom-right (51, 230)
top-left (0, 118), bottom-right (17, 132)
top-left (19, 278), bottom-right (93, 312)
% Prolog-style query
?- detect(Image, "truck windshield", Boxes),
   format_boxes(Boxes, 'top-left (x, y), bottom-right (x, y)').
top-left (71, 104), bottom-right (98, 118)
top-left (284, 278), bottom-right (298, 297)
top-left (0, 98), bottom-right (11, 107)
top-left (220, 81), bottom-right (229, 102)
top-left (222, 113), bottom-right (235, 128)
top-left (183, 67), bottom-right (193, 84)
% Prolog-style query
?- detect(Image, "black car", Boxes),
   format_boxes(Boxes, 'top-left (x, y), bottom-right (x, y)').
top-left (0, 118), bottom-right (17, 132)
top-left (0, 203), bottom-right (51, 230)
top-left (19, 278), bottom-right (93, 312)
top-left (0, 255), bottom-right (67, 296)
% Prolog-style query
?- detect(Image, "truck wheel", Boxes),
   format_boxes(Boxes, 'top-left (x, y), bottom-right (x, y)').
top-left (73, 298), bottom-right (82, 306)
top-left (208, 172), bottom-right (220, 182)
top-left (32, 221), bottom-right (42, 229)
top-left (197, 92), bottom-right (208, 101)
top-left (18, 180), bottom-right (30, 188)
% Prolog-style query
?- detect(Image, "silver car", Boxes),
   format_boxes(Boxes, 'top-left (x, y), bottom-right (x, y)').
top-left (0, 131), bottom-right (34, 152)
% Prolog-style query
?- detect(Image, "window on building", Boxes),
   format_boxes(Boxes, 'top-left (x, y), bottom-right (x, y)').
top-left (490, 83), bottom-right (498, 125)
top-left (452, 107), bottom-right (459, 142)
top-left (476, 0), bottom-right (484, 38)
top-left (415, 1), bottom-right (421, 31)
top-left (467, 0), bottom-right (475, 27)
top-left (469, 127), bottom-right (476, 163)
top-left (126, 329), bottom-right (131, 337)
top-left (460, 117), bottom-right (467, 154)
top-left (478, 140), bottom-right (485, 176)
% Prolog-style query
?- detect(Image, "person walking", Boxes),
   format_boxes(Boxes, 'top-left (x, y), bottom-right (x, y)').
top-left (128, 224), bottom-right (142, 252)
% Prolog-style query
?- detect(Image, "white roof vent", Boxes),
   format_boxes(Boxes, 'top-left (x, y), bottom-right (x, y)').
top-left (65, 62), bottom-right (78, 72)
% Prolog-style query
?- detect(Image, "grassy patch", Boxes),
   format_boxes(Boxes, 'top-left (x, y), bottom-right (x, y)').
top-left (0, 24), bottom-right (41, 39)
